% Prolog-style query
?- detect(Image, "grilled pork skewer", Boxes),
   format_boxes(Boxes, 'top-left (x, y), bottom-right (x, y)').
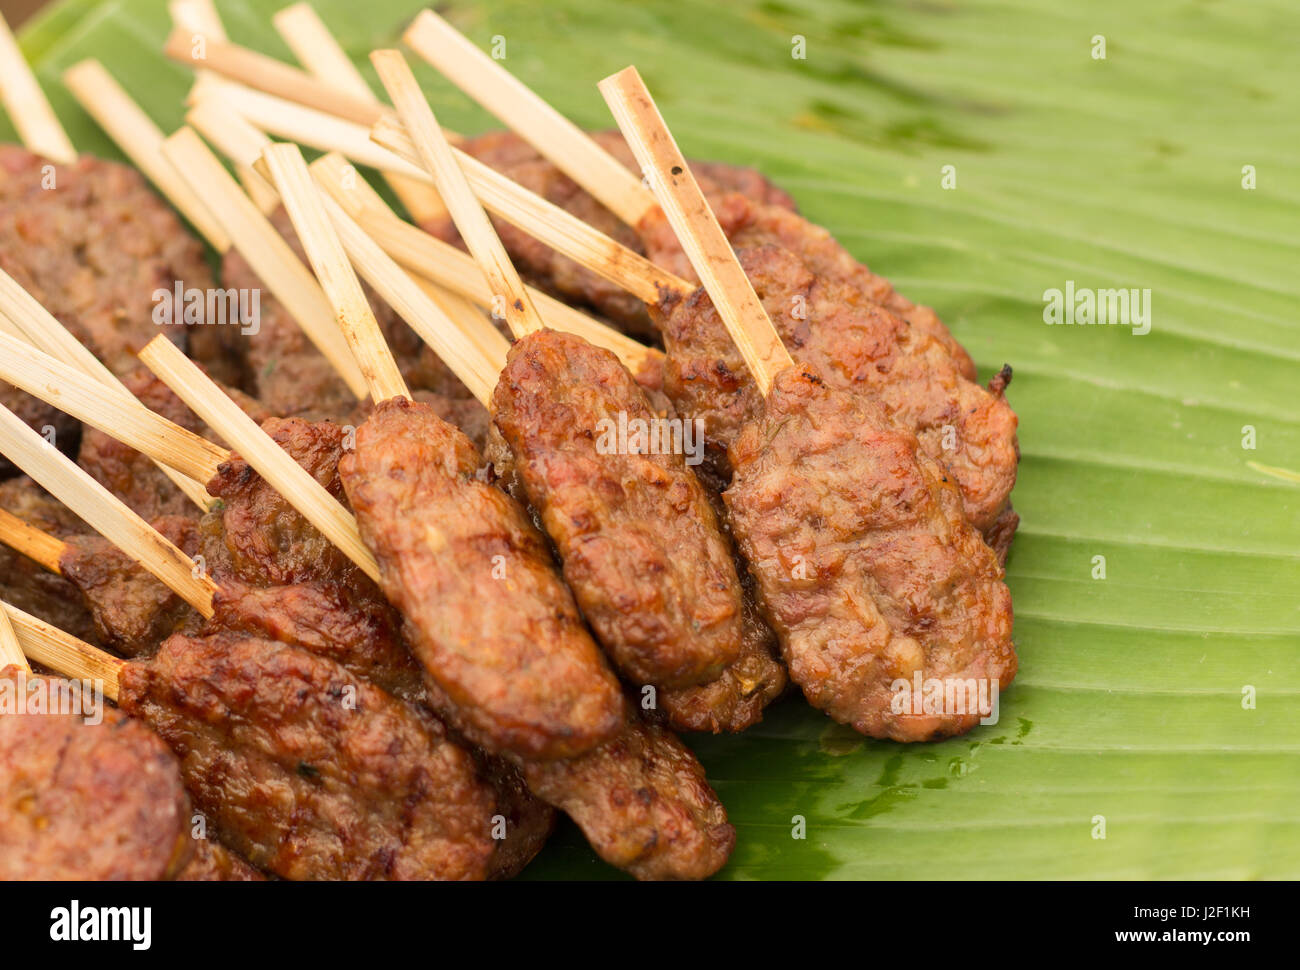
top-left (5, 600), bottom-right (543, 880)
top-left (135, 338), bottom-right (730, 878)
top-left (0, 375), bottom-right (551, 878)
top-left (602, 67), bottom-right (1017, 742)
top-left (148, 143), bottom-right (732, 876)
top-left (371, 111), bottom-right (1018, 545)
top-left (366, 55), bottom-right (743, 689)
top-left (1, 602), bottom-right (259, 880)
top-left (0, 631), bottom-right (193, 880)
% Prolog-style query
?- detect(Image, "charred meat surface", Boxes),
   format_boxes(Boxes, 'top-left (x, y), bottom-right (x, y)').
top-left (0, 146), bottom-right (207, 375)
top-left (203, 417), bottom-right (365, 588)
top-left (58, 514), bottom-right (202, 657)
top-left (0, 666), bottom-right (191, 880)
top-left (492, 329), bottom-right (743, 688)
top-left (655, 246), bottom-right (1018, 535)
top-left (723, 366), bottom-right (1017, 741)
top-left (119, 633), bottom-right (547, 880)
top-left (640, 191), bottom-right (976, 381)
top-left (427, 130), bottom-right (797, 339)
top-left (209, 579), bottom-right (425, 704)
top-left (521, 716), bottom-right (735, 880)
top-left (340, 397), bottom-right (624, 760)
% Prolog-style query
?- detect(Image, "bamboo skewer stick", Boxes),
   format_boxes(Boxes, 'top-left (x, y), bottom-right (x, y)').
top-left (160, 126), bottom-right (369, 399)
top-left (191, 76), bottom-right (429, 176)
top-left (260, 142), bottom-right (410, 403)
top-left (0, 12), bottom-right (76, 164)
top-left (0, 594), bottom-right (29, 673)
top-left (284, 162), bottom-right (502, 406)
top-left (184, 93), bottom-right (278, 206)
top-left (600, 67), bottom-right (792, 396)
top-left (62, 59), bottom-right (232, 251)
top-left (403, 9), bottom-right (655, 227)
top-left (370, 114), bottom-right (687, 305)
top-left (183, 75), bottom-right (686, 303)
top-left (373, 50), bottom-right (544, 340)
top-left (0, 508), bottom-right (64, 575)
top-left (167, 0), bottom-right (278, 212)
top-left (310, 153), bottom-right (514, 367)
top-left (0, 328), bottom-right (227, 484)
top-left (310, 154), bottom-right (663, 376)
top-left (137, 335), bottom-right (382, 583)
top-left (164, 25), bottom-right (390, 129)
top-left (0, 269), bottom-right (215, 511)
top-left (272, 2), bottom-right (445, 225)
top-left (2, 601), bottom-right (122, 699)
top-left (187, 102), bottom-right (505, 395)
top-left (0, 401), bottom-right (217, 617)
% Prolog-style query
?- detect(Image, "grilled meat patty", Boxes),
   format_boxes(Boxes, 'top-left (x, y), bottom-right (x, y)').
top-left (119, 632), bottom-right (548, 880)
top-left (640, 190), bottom-right (977, 381)
top-left (491, 329), bottom-right (743, 688)
top-left (58, 514), bottom-right (202, 657)
top-left (340, 397), bottom-right (624, 760)
top-left (654, 245), bottom-right (1018, 537)
top-left (0, 666), bottom-right (191, 880)
top-left (340, 398), bottom-right (732, 877)
top-left (724, 365), bottom-right (1017, 741)
top-left (522, 716), bottom-right (735, 880)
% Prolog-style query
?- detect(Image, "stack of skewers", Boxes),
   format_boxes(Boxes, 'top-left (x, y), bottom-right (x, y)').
top-left (0, 3), bottom-right (1018, 880)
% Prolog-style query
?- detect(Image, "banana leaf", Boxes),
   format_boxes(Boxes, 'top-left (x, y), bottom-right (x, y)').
top-left (7, 0), bottom-right (1297, 879)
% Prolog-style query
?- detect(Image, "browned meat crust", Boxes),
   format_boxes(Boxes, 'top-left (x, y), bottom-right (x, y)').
top-left (654, 245), bottom-right (1019, 536)
top-left (0, 146), bottom-right (209, 375)
top-left (640, 191), bottom-right (977, 381)
top-left (0, 666), bottom-right (191, 880)
top-left (521, 717), bottom-right (734, 880)
top-left (660, 568), bottom-right (788, 733)
top-left (339, 397), bottom-right (624, 760)
top-left (203, 416), bottom-right (367, 588)
top-left (209, 579), bottom-right (426, 704)
top-left (0, 146), bottom-right (213, 472)
top-left (58, 514), bottom-right (201, 657)
top-left (0, 477), bottom-right (101, 644)
top-left (120, 633), bottom-right (545, 880)
top-left (174, 831), bottom-right (267, 881)
top-left (427, 131), bottom-right (797, 340)
top-left (491, 330), bottom-right (743, 687)
top-left (723, 366), bottom-right (1017, 741)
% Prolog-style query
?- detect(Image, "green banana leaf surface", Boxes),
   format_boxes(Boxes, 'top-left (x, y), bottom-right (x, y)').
top-left (7, 0), bottom-right (1298, 879)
